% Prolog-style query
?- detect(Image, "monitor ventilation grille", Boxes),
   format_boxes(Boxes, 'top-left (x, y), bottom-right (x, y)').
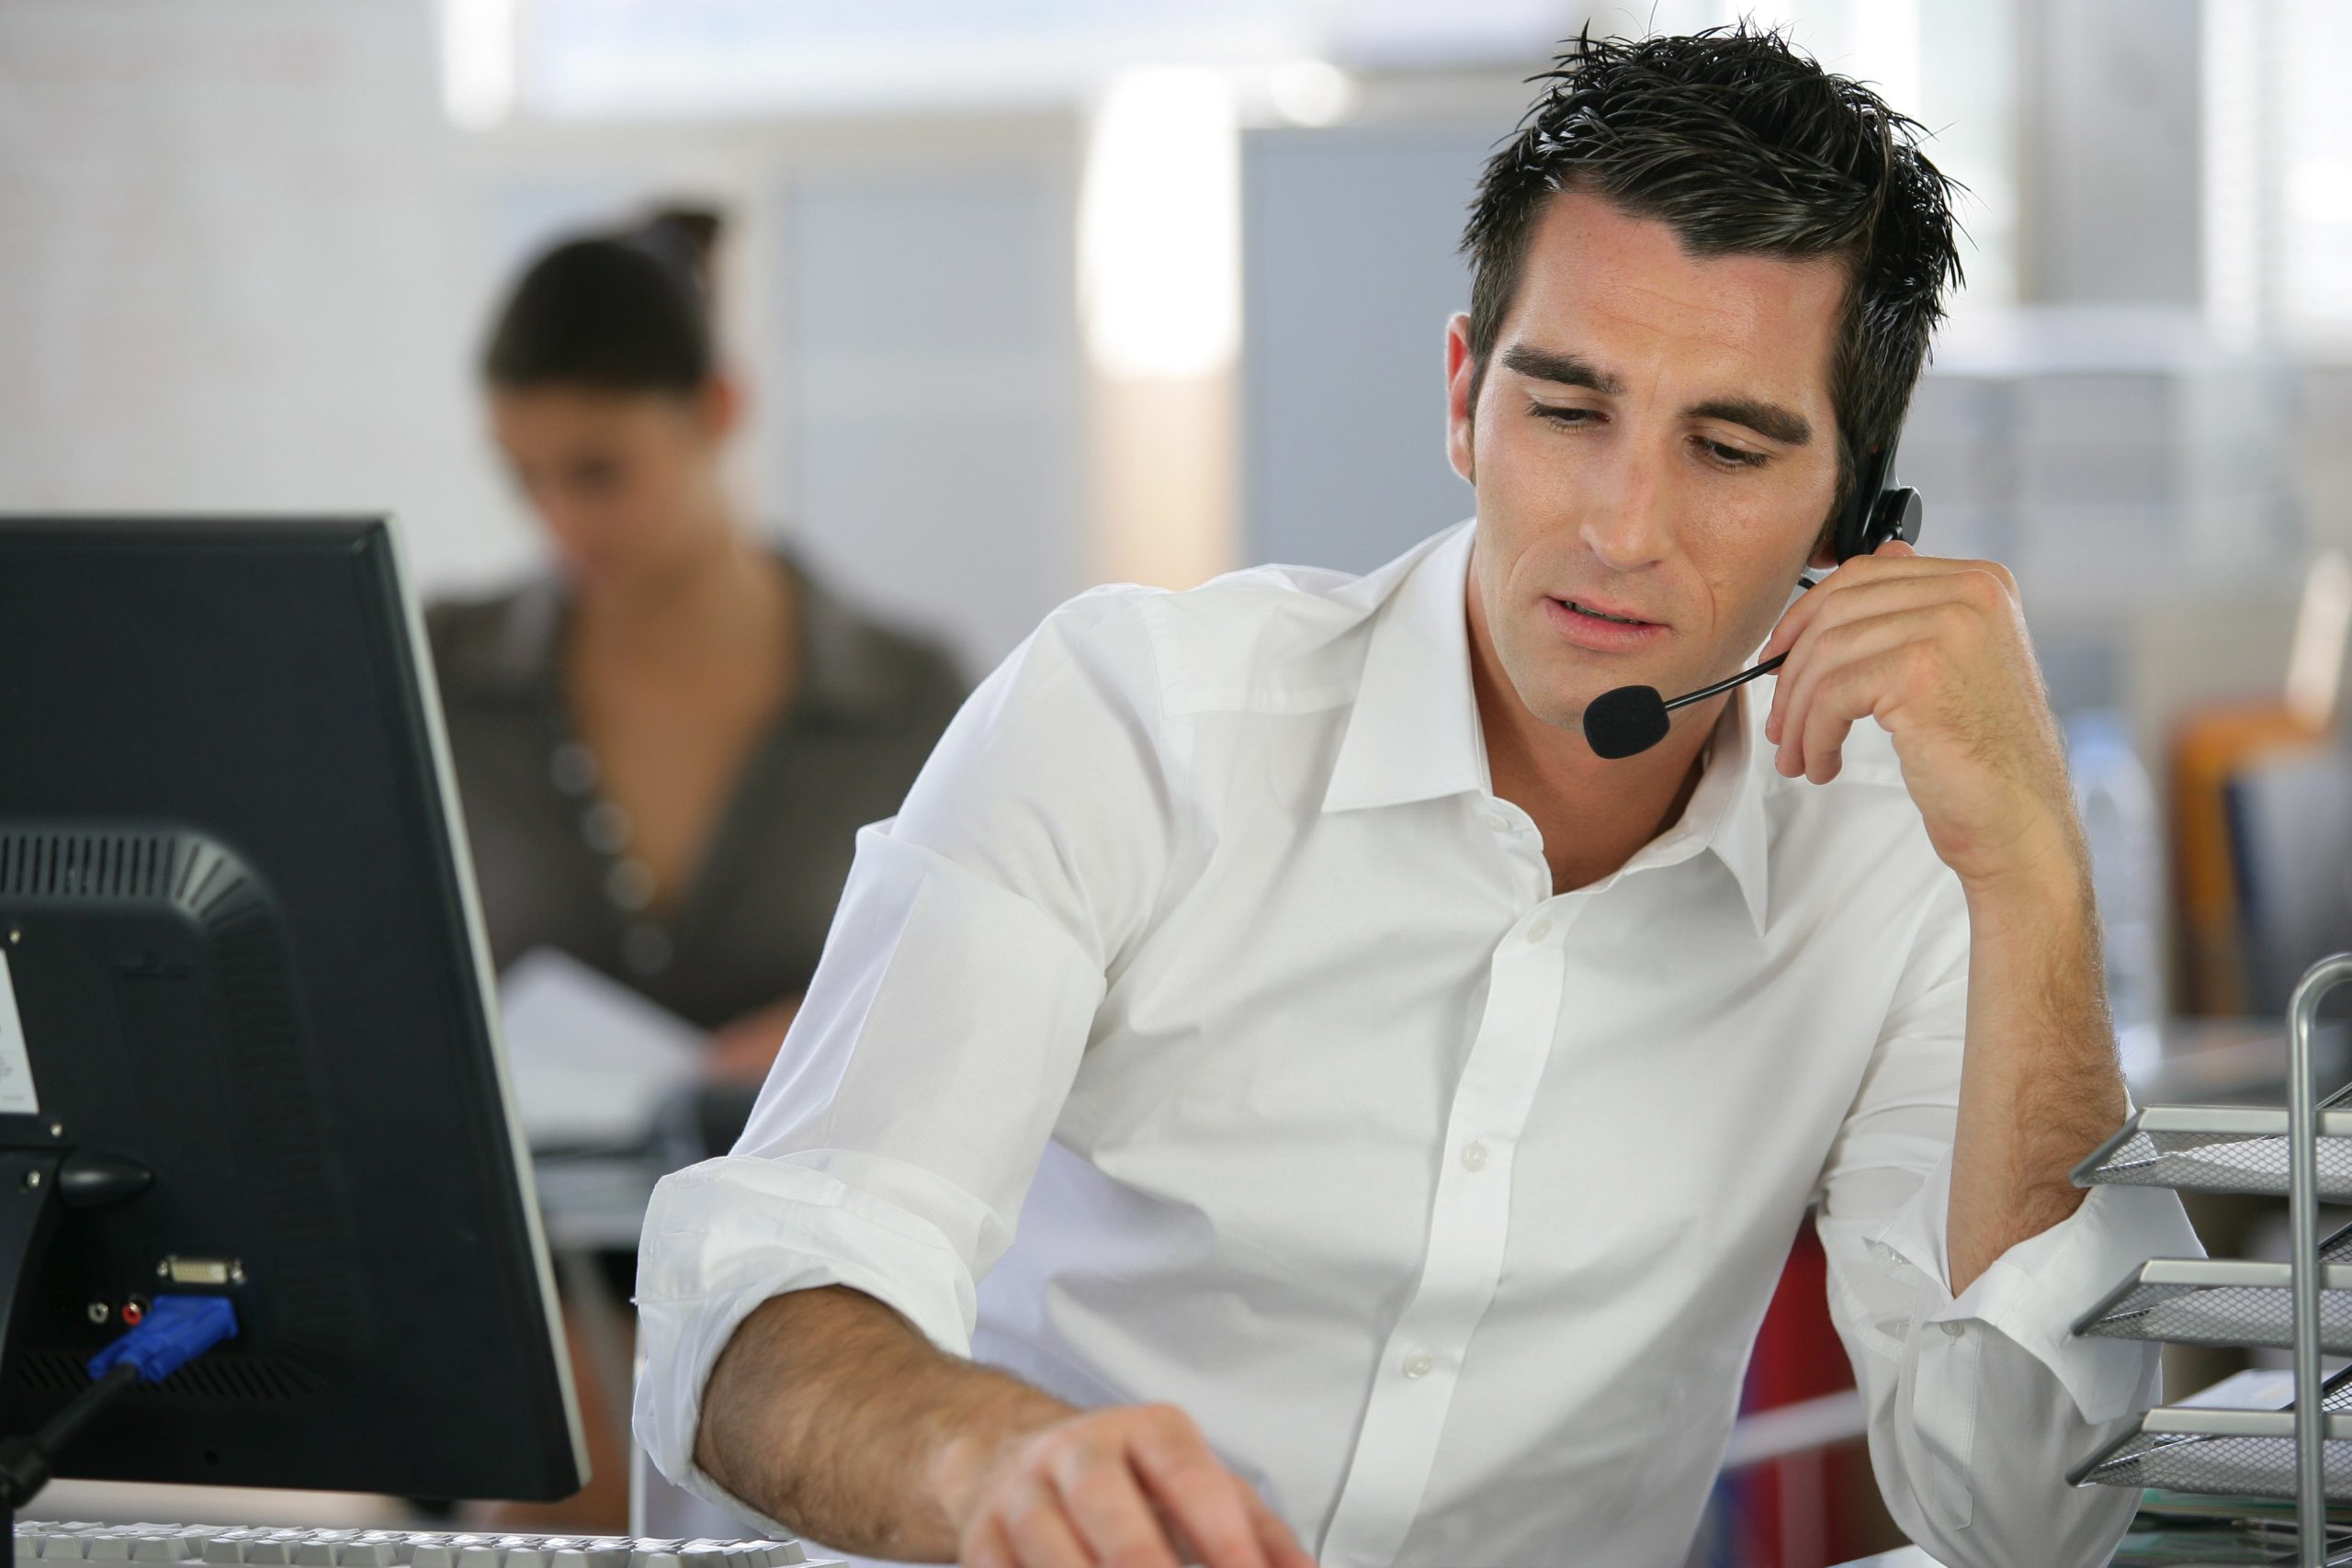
top-left (13, 1347), bottom-right (322, 1404)
top-left (0, 828), bottom-right (256, 923)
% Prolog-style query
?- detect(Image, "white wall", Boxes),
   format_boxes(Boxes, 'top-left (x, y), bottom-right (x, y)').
top-left (0, 0), bottom-right (1092, 673)
top-left (0, 0), bottom-right (526, 589)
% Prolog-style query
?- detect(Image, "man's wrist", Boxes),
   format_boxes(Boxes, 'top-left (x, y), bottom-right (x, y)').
top-left (1956, 814), bottom-right (2093, 927)
top-left (923, 1386), bottom-right (1079, 1538)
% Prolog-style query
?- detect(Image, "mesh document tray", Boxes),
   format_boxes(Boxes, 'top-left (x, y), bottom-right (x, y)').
top-left (2072, 1106), bottom-right (2352, 1201)
top-left (2078, 1224), bottom-right (2352, 1352)
top-left (2072, 1367), bottom-right (2352, 1500)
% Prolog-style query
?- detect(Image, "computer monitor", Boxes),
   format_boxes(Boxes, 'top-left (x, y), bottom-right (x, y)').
top-left (0, 517), bottom-right (586, 1502)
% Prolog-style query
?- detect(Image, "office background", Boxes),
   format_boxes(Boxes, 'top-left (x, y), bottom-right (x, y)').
top-left (6, 2), bottom-right (2352, 1564)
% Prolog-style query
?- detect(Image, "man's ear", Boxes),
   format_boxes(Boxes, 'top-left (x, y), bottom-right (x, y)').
top-left (695, 369), bottom-right (745, 443)
top-left (1808, 524), bottom-right (1841, 572)
top-left (1445, 312), bottom-right (1477, 486)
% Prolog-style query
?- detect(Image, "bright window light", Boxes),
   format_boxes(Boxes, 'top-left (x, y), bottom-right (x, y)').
top-left (1850, 0), bottom-right (1920, 129)
top-left (439, 0), bottom-right (520, 130)
top-left (1268, 59), bottom-right (1355, 127)
top-left (1080, 69), bottom-right (1241, 379)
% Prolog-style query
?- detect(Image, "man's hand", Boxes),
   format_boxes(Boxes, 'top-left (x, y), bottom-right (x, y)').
top-left (697, 1288), bottom-right (1311, 1568)
top-left (1758, 541), bottom-right (2083, 895)
top-left (1760, 542), bottom-right (2129, 1292)
top-left (937, 1404), bottom-right (1313, 1568)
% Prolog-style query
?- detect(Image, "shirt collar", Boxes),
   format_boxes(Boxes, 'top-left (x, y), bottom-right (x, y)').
top-left (1322, 519), bottom-right (1771, 934)
top-left (1652, 683), bottom-right (1772, 935)
top-left (1321, 521), bottom-right (1487, 815)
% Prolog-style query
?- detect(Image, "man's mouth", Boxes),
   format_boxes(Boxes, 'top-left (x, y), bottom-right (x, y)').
top-left (1557, 598), bottom-right (1657, 627)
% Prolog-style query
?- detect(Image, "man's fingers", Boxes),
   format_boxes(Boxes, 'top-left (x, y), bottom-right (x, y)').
top-left (1048, 1438), bottom-right (1182, 1568)
top-left (1771, 604), bottom-right (1955, 771)
top-left (1760, 551), bottom-right (1939, 659)
top-left (963, 1515), bottom-right (1020, 1568)
top-left (1792, 641), bottom-right (1933, 784)
top-left (999, 1479), bottom-right (1095, 1568)
top-left (1128, 1415), bottom-right (1272, 1568)
top-left (1764, 575), bottom-right (1998, 743)
top-left (1240, 1485), bottom-right (1316, 1568)
top-left (1758, 547), bottom-right (1990, 665)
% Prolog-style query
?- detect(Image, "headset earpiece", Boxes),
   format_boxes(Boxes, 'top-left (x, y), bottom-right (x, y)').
top-left (1831, 438), bottom-right (1925, 562)
top-left (1870, 486), bottom-right (1923, 552)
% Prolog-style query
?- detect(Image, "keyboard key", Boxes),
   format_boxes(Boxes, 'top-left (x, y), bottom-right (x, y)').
top-left (550, 1550), bottom-right (630, 1568)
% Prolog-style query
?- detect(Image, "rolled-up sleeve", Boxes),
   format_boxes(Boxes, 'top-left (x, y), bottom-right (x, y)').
top-left (1815, 871), bottom-right (2202, 1568)
top-left (631, 587), bottom-right (1176, 1521)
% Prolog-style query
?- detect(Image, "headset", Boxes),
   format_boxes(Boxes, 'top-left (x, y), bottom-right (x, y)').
top-left (1581, 434), bottom-right (1927, 758)
top-left (1830, 435), bottom-right (1923, 563)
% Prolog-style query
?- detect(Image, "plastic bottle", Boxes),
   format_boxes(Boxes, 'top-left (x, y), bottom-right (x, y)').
top-left (2066, 708), bottom-right (2166, 1083)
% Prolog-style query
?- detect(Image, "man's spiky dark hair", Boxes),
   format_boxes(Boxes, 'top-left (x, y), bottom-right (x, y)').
top-left (1463, 25), bottom-right (1963, 521)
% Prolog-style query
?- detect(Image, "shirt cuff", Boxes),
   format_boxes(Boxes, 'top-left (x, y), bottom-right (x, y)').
top-left (1871, 1147), bottom-right (2204, 1425)
top-left (630, 1153), bottom-right (981, 1530)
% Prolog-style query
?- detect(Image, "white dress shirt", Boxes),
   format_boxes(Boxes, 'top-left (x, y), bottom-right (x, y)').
top-left (635, 521), bottom-right (2199, 1568)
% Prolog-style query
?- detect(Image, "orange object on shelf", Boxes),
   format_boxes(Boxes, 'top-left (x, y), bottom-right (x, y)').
top-left (2170, 703), bottom-right (2330, 1015)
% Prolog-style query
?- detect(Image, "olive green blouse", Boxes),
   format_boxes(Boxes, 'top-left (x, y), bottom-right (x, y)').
top-left (426, 557), bottom-right (968, 1032)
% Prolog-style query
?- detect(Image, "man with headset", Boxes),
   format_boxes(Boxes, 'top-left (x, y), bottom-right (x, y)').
top-left (635, 27), bottom-right (2197, 1568)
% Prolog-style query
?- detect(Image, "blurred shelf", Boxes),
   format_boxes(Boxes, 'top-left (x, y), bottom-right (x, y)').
top-left (2075, 1244), bottom-right (2352, 1353)
top-left (2073, 1105), bottom-right (2352, 1201)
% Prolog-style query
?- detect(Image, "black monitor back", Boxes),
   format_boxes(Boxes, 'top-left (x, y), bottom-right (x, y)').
top-left (0, 517), bottom-right (584, 1500)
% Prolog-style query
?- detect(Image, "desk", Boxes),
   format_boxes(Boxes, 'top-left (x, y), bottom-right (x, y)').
top-left (532, 1153), bottom-right (667, 1469)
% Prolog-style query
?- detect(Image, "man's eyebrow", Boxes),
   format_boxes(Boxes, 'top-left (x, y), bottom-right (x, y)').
top-left (1686, 397), bottom-right (1813, 446)
top-left (1500, 346), bottom-right (1814, 447)
top-left (1498, 344), bottom-right (1620, 394)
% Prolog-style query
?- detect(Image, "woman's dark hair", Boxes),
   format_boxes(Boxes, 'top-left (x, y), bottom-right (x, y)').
top-left (482, 206), bottom-right (724, 395)
top-left (1463, 26), bottom-right (1962, 517)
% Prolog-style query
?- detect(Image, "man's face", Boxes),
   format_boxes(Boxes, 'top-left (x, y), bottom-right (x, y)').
top-left (1447, 190), bottom-right (1848, 734)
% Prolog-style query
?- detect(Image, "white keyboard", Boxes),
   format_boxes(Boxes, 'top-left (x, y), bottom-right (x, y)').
top-left (10, 1527), bottom-right (819, 1568)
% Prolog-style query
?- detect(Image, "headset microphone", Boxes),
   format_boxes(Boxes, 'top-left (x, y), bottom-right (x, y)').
top-left (1579, 439), bottom-right (1922, 761)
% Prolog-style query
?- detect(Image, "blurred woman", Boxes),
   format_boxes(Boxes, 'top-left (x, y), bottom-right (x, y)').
top-left (432, 209), bottom-right (966, 1080)
top-left (429, 209), bottom-right (966, 1529)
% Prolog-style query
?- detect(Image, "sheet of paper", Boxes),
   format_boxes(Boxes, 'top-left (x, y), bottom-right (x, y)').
top-left (497, 946), bottom-right (702, 1151)
top-left (0, 950), bottom-right (40, 1115)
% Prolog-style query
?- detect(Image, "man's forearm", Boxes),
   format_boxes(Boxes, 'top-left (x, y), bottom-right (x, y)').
top-left (1945, 852), bottom-right (2130, 1296)
top-left (694, 1285), bottom-right (1076, 1561)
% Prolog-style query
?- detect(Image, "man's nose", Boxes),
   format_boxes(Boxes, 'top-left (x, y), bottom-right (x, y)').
top-left (1577, 442), bottom-right (1673, 572)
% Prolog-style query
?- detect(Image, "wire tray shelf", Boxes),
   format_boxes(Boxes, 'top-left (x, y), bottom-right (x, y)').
top-left (2073, 1371), bottom-right (2352, 1501)
top-left (2078, 1227), bottom-right (2352, 1352)
top-left (2072, 1106), bottom-right (2352, 1201)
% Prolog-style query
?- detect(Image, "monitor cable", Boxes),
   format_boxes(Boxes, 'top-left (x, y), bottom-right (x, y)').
top-left (1, 1296), bottom-right (239, 1544)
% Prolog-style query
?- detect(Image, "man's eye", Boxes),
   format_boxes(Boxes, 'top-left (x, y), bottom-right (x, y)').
top-left (1529, 401), bottom-right (1598, 427)
top-left (1699, 437), bottom-right (1768, 469)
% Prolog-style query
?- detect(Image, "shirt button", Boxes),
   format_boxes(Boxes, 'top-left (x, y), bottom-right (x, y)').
top-left (1526, 916), bottom-right (1554, 942)
top-left (548, 742), bottom-right (600, 795)
top-left (1481, 810), bottom-right (1510, 833)
top-left (605, 858), bottom-right (657, 911)
top-left (1460, 1140), bottom-right (1489, 1172)
top-left (1940, 1321), bottom-right (1966, 1338)
top-left (581, 800), bottom-right (631, 854)
top-left (622, 922), bottom-right (673, 976)
top-left (1402, 1351), bottom-right (1435, 1380)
